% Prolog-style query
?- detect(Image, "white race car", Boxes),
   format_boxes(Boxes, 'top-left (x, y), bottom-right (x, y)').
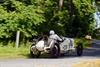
top-left (30, 35), bottom-right (83, 58)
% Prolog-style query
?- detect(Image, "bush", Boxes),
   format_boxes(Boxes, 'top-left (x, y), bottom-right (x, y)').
top-left (74, 38), bottom-right (91, 48)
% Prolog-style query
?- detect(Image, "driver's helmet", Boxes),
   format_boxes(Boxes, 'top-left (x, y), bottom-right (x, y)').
top-left (49, 30), bottom-right (55, 35)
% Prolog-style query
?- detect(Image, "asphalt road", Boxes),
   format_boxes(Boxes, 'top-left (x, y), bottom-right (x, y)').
top-left (0, 39), bottom-right (100, 67)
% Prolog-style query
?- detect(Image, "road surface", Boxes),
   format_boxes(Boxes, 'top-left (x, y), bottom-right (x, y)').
top-left (0, 39), bottom-right (100, 67)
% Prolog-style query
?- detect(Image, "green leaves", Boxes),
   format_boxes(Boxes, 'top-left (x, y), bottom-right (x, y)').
top-left (0, 0), bottom-right (45, 38)
top-left (0, 0), bottom-right (96, 40)
top-left (65, 0), bottom-right (96, 37)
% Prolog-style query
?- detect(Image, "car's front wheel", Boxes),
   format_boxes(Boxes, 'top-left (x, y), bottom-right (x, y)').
top-left (30, 49), bottom-right (40, 58)
top-left (30, 44), bottom-right (41, 58)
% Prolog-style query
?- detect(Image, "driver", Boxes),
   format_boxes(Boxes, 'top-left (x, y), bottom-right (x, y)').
top-left (49, 30), bottom-right (63, 42)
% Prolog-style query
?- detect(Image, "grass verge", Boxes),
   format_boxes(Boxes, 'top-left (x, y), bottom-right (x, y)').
top-left (0, 46), bottom-right (29, 59)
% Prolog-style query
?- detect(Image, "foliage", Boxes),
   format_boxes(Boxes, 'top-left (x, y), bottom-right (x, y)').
top-left (0, 0), bottom-right (45, 39)
top-left (36, 0), bottom-right (95, 37)
top-left (65, 0), bottom-right (95, 37)
top-left (0, 0), bottom-right (96, 45)
top-left (74, 38), bottom-right (91, 48)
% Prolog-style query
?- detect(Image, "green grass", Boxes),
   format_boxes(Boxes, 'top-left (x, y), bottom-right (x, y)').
top-left (0, 46), bottom-right (30, 59)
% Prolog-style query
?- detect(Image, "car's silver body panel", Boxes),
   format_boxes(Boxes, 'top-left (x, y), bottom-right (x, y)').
top-left (31, 37), bottom-right (75, 54)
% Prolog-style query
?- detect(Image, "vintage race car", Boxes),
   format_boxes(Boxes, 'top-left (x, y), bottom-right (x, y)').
top-left (30, 35), bottom-right (83, 58)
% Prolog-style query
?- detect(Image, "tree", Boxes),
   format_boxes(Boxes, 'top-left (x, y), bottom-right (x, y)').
top-left (0, 0), bottom-right (45, 40)
top-left (0, 0), bottom-right (96, 45)
top-left (64, 0), bottom-right (95, 37)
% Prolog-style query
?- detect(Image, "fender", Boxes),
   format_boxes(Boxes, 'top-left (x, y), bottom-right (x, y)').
top-left (35, 40), bottom-right (45, 51)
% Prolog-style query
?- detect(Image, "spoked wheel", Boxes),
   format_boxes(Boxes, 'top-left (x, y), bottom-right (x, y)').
top-left (76, 43), bottom-right (83, 56)
top-left (30, 44), bottom-right (41, 58)
top-left (50, 44), bottom-right (60, 58)
top-left (30, 49), bottom-right (40, 58)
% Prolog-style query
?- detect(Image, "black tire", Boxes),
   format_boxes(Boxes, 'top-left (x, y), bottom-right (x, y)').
top-left (30, 49), bottom-right (40, 58)
top-left (50, 44), bottom-right (60, 58)
top-left (30, 49), bottom-right (34, 58)
top-left (30, 44), bottom-right (40, 58)
top-left (76, 43), bottom-right (83, 56)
